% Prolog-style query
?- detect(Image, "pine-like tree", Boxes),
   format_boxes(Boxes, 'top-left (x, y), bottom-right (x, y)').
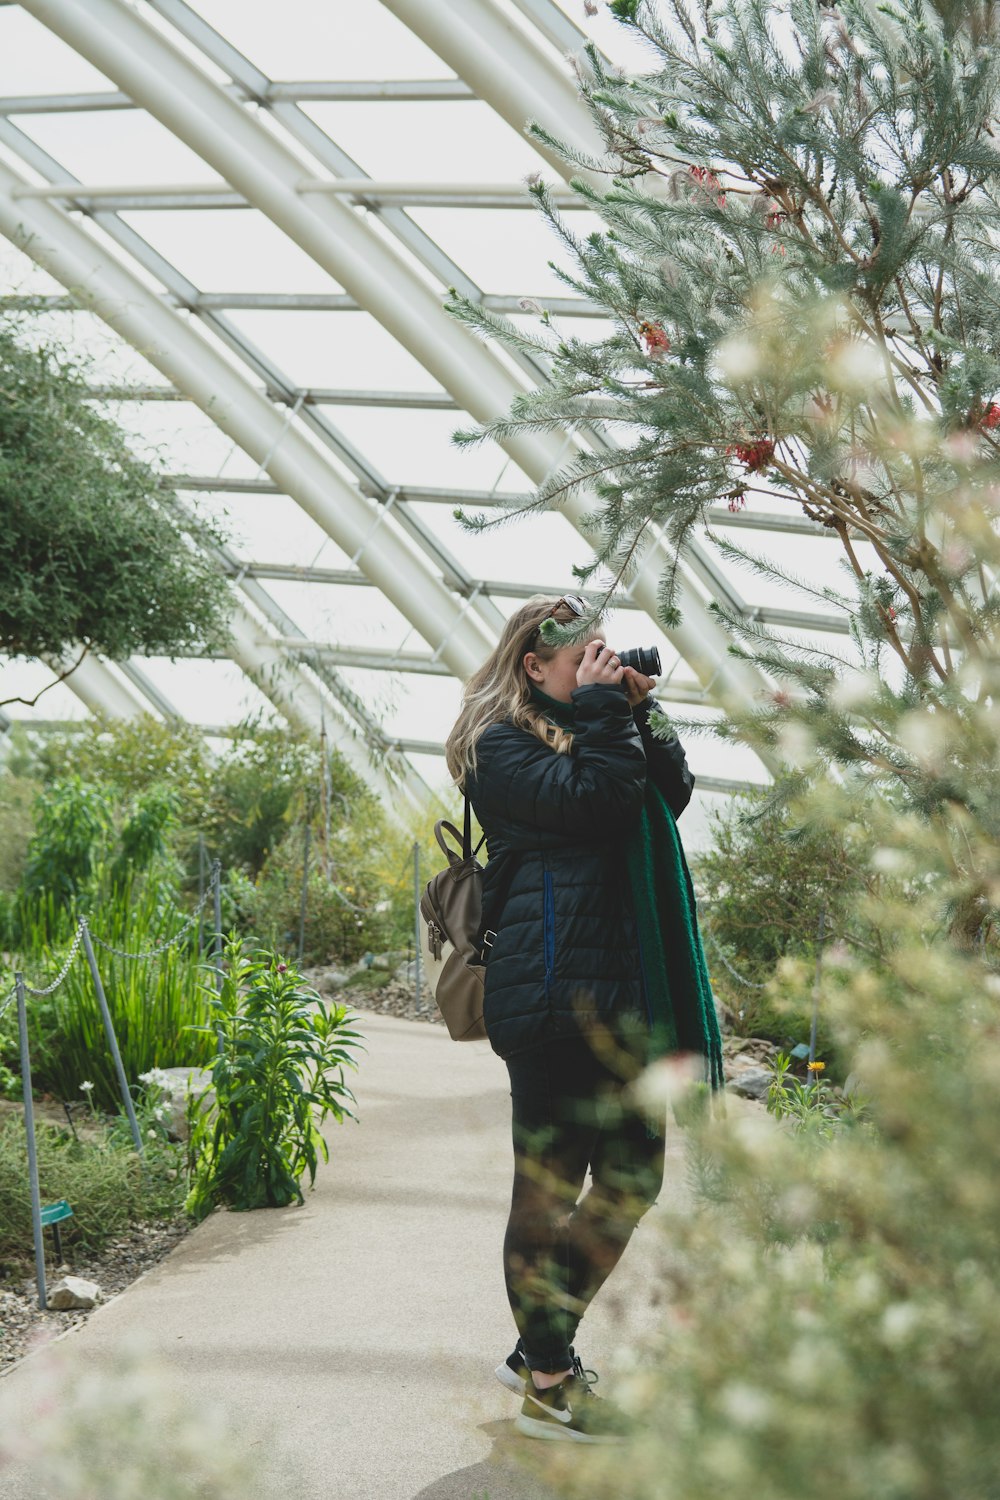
top-left (446, 0), bottom-right (1000, 858)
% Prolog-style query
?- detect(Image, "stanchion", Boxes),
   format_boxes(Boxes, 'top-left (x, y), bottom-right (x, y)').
top-left (298, 819), bottom-right (311, 964)
top-left (198, 834), bottom-right (206, 956)
top-left (79, 921), bottom-right (144, 1157)
top-left (16, 974), bottom-right (47, 1310)
top-left (213, 863), bottom-right (224, 999)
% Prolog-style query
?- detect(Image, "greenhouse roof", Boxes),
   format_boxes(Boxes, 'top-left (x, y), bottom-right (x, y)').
top-left (0, 0), bottom-right (878, 846)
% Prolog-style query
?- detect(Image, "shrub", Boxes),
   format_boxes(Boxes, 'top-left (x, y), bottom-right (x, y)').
top-left (185, 940), bottom-right (366, 1221)
top-left (0, 1110), bottom-right (185, 1274)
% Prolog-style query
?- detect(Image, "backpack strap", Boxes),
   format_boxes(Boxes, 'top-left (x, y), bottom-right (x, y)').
top-left (464, 789), bottom-right (486, 860)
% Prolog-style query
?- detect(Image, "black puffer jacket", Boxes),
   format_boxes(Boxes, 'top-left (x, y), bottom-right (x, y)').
top-left (464, 684), bottom-right (695, 1060)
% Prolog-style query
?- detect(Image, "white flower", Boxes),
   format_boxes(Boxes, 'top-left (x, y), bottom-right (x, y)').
top-left (80, 1081), bottom-right (94, 1093)
top-left (147, 1129), bottom-right (157, 1140)
top-left (153, 1106), bottom-right (167, 1122)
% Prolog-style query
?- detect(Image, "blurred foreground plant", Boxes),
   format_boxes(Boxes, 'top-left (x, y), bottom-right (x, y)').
top-left (185, 939), bottom-right (366, 1221)
top-left (0, 1335), bottom-right (257, 1497)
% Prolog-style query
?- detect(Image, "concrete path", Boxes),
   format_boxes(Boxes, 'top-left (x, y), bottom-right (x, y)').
top-left (0, 1010), bottom-right (750, 1499)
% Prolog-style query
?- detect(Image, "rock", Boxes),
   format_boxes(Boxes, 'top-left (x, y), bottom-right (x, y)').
top-left (370, 950), bottom-right (407, 971)
top-left (154, 1067), bottom-right (216, 1143)
top-left (48, 1276), bottom-right (101, 1310)
top-left (727, 1066), bottom-right (774, 1101)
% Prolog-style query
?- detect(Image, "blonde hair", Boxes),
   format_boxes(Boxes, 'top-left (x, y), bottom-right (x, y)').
top-left (445, 594), bottom-right (605, 791)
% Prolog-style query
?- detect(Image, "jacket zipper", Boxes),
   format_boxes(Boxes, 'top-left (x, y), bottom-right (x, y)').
top-left (542, 869), bottom-right (555, 1000)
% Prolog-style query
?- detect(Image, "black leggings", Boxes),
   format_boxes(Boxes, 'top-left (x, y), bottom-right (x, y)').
top-left (502, 1023), bottom-right (666, 1374)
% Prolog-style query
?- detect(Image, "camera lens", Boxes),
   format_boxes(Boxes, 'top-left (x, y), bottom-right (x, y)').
top-left (617, 646), bottom-right (661, 676)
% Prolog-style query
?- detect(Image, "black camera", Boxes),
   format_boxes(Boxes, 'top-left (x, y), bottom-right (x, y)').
top-left (616, 645), bottom-right (661, 677)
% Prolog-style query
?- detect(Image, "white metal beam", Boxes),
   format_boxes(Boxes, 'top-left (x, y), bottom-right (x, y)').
top-left (13, 178), bottom-right (588, 209)
top-left (37, 652), bottom-right (147, 718)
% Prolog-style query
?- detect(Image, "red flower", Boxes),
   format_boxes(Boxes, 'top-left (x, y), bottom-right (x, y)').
top-left (982, 402), bottom-right (1000, 429)
top-left (764, 204), bottom-right (785, 229)
top-left (689, 164), bottom-right (726, 208)
top-left (886, 605), bottom-right (897, 622)
top-left (772, 689), bottom-right (791, 708)
top-left (726, 438), bottom-right (775, 472)
top-left (639, 320), bottom-right (671, 356)
top-left (727, 491), bottom-right (747, 513)
top-left (277, 962), bottom-right (287, 973)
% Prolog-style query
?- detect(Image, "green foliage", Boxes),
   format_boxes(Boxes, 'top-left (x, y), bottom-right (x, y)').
top-left (18, 776), bottom-right (111, 918)
top-left (185, 939), bottom-right (365, 1221)
top-left (0, 876), bottom-right (216, 1112)
top-left (0, 771), bottom-right (39, 894)
top-left (0, 1108), bottom-right (185, 1273)
top-left (696, 778), bottom-right (861, 1046)
top-left (0, 319), bottom-right (232, 688)
top-left (763, 1049), bottom-right (870, 1142)
top-left (10, 713), bottom-right (371, 888)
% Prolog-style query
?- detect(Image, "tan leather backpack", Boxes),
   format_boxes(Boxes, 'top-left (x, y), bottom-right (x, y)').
top-left (418, 795), bottom-right (520, 1042)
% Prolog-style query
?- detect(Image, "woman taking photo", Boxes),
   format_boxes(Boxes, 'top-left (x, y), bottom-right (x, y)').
top-left (444, 593), bottom-right (726, 1445)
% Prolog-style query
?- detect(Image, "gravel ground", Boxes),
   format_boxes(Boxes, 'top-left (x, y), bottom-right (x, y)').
top-left (0, 1218), bottom-right (190, 1375)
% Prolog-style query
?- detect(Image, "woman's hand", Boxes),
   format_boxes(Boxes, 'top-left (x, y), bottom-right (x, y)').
top-left (576, 639), bottom-right (625, 689)
top-left (621, 666), bottom-right (656, 708)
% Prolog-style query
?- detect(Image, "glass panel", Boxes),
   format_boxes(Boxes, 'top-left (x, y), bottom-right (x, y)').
top-left (223, 310), bottom-right (443, 391)
top-left (134, 657), bottom-right (276, 727)
top-left (116, 210), bottom-right (347, 294)
top-left (405, 207), bottom-right (607, 295)
top-left (190, 0), bottom-right (453, 80)
top-left (0, 9), bottom-right (113, 94)
top-left (301, 100), bottom-right (543, 181)
top-left (0, 663), bottom-right (91, 723)
top-left (12, 109), bottom-right (223, 185)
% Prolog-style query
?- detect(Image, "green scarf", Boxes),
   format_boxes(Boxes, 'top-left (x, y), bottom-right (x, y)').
top-left (529, 683), bottom-right (727, 1121)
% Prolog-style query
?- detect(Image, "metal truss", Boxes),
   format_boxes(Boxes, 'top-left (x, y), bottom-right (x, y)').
top-left (16, 0), bottom-right (776, 773)
top-left (0, 0), bottom-right (827, 810)
top-left (0, 146), bottom-right (492, 784)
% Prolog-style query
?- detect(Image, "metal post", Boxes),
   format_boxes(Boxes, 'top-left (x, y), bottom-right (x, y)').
top-left (79, 921), bottom-right (144, 1156)
top-left (807, 902), bottom-right (826, 1091)
top-left (197, 833), bottom-right (206, 954)
top-left (413, 840), bottom-right (422, 1006)
top-left (16, 975), bottom-right (47, 1310)
top-left (213, 862), bottom-right (224, 998)
top-left (298, 818), bottom-right (311, 963)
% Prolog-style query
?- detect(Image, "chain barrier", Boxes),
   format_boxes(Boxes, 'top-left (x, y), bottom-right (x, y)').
top-left (702, 929), bottom-right (769, 990)
top-left (89, 863), bottom-right (221, 961)
top-left (3, 863), bottom-right (222, 1002)
top-left (21, 919), bottom-right (87, 998)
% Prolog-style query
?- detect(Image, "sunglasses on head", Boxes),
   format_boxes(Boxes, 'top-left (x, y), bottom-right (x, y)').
top-left (531, 594), bottom-right (591, 646)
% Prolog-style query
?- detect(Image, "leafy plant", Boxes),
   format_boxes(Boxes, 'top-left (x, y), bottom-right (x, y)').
top-left (185, 939), bottom-right (366, 1221)
top-left (0, 317), bottom-right (231, 709)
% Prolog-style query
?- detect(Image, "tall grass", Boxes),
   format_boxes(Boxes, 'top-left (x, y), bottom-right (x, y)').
top-left (6, 876), bottom-right (216, 1112)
